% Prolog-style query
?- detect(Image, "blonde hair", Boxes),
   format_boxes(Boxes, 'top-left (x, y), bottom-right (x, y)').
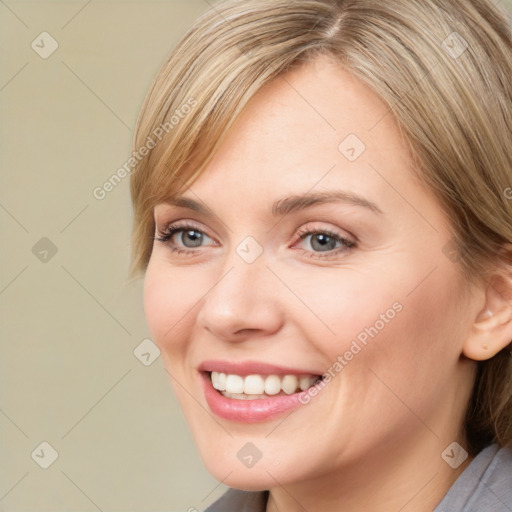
top-left (130, 0), bottom-right (512, 454)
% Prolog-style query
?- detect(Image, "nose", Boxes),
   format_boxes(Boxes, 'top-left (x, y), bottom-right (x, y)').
top-left (196, 253), bottom-right (284, 342)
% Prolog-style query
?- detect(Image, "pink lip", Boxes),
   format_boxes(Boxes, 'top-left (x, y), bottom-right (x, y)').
top-left (198, 359), bottom-right (321, 376)
top-left (200, 371), bottom-right (310, 423)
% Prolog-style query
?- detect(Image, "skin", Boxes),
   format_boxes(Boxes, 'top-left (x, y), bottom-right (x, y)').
top-left (144, 54), bottom-right (511, 511)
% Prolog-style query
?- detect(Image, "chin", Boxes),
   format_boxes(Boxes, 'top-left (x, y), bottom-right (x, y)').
top-left (204, 460), bottom-right (279, 492)
top-left (195, 437), bottom-right (296, 491)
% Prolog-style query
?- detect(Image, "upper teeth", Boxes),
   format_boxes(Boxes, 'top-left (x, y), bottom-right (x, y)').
top-left (211, 372), bottom-right (319, 395)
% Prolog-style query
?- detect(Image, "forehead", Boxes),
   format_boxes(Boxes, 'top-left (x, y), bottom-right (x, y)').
top-left (178, 55), bottom-right (417, 211)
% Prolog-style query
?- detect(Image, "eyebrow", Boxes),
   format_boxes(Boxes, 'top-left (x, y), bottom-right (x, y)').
top-left (164, 191), bottom-right (383, 216)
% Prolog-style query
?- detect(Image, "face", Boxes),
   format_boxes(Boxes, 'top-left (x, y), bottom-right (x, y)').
top-left (144, 55), bottom-right (477, 490)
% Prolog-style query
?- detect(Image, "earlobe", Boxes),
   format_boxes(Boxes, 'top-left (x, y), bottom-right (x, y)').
top-left (462, 275), bottom-right (512, 361)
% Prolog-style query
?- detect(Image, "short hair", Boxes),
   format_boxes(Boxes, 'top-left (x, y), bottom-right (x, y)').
top-left (130, 0), bottom-right (512, 454)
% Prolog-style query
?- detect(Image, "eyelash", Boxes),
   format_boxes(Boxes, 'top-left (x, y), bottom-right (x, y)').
top-left (154, 221), bottom-right (356, 259)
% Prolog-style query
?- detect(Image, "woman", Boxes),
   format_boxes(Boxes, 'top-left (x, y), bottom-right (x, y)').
top-left (129, 1), bottom-right (512, 510)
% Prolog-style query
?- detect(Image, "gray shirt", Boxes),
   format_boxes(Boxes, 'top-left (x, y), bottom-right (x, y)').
top-left (205, 444), bottom-right (512, 511)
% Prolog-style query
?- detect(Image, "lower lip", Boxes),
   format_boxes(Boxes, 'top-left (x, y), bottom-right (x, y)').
top-left (200, 372), bottom-right (309, 423)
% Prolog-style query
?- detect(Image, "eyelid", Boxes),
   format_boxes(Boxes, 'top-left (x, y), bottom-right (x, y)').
top-left (156, 219), bottom-right (217, 245)
top-left (157, 219), bottom-right (213, 236)
top-left (291, 223), bottom-right (356, 257)
top-left (294, 221), bottom-right (355, 243)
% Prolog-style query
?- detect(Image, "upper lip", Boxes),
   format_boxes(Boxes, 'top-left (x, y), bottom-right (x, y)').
top-left (198, 360), bottom-right (322, 376)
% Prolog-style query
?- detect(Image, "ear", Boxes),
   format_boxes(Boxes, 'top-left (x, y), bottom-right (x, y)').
top-left (463, 248), bottom-right (512, 361)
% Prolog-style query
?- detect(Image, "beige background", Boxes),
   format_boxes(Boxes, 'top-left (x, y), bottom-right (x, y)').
top-left (1, 1), bottom-right (511, 511)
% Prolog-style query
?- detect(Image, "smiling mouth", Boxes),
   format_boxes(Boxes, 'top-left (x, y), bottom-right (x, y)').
top-left (208, 371), bottom-right (323, 400)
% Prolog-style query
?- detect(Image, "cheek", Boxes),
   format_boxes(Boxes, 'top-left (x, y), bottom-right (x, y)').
top-left (338, 259), bottom-right (469, 411)
top-left (285, 265), bottom-right (403, 352)
top-left (143, 258), bottom-right (201, 354)
top-left (291, 256), bottom-right (466, 383)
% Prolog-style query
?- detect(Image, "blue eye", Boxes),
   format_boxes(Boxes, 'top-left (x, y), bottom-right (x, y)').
top-left (295, 227), bottom-right (356, 258)
top-left (171, 229), bottom-right (204, 248)
top-left (155, 223), bottom-right (214, 253)
top-left (155, 222), bottom-right (356, 258)
top-left (303, 232), bottom-right (341, 252)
